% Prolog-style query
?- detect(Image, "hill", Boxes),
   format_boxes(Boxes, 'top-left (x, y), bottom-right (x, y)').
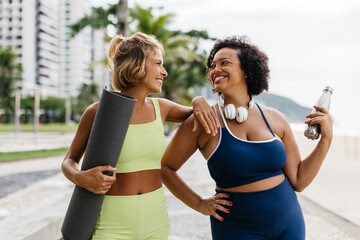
top-left (254, 92), bottom-right (312, 123)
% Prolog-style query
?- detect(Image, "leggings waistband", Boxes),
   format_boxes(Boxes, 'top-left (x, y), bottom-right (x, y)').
top-left (216, 177), bottom-right (299, 218)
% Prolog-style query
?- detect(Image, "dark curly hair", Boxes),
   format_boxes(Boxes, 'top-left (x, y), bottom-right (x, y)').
top-left (206, 36), bottom-right (270, 96)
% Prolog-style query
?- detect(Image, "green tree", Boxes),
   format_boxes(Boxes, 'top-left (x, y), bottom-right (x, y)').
top-left (0, 48), bottom-right (22, 110)
top-left (72, 83), bottom-right (99, 121)
top-left (40, 97), bottom-right (66, 123)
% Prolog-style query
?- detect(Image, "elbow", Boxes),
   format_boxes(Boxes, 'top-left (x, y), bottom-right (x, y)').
top-left (160, 164), bottom-right (176, 183)
top-left (291, 182), bottom-right (306, 192)
top-left (60, 159), bottom-right (67, 175)
top-left (160, 164), bottom-right (170, 181)
top-left (293, 186), bottom-right (305, 193)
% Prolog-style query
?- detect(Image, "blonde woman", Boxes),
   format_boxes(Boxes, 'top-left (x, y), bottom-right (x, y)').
top-left (61, 32), bottom-right (217, 239)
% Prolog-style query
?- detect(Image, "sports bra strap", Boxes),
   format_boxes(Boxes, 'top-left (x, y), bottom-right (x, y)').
top-left (255, 103), bottom-right (275, 137)
top-left (151, 98), bottom-right (164, 129)
top-left (213, 105), bottom-right (221, 128)
top-left (217, 102), bottom-right (230, 129)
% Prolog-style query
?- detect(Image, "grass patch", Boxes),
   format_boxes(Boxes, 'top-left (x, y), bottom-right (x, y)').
top-left (0, 123), bottom-right (78, 132)
top-left (0, 147), bottom-right (68, 163)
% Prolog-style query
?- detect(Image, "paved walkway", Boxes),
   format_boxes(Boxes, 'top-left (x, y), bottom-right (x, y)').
top-left (0, 132), bottom-right (359, 239)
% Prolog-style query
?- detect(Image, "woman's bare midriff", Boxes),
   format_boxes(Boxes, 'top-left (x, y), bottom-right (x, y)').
top-left (106, 169), bottom-right (162, 196)
top-left (216, 174), bottom-right (286, 193)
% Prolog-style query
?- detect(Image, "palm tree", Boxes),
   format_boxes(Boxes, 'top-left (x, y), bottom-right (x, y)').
top-left (69, 3), bottom-right (214, 104)
top-left (130, 5), bottom-right (214, 103)
top-left (69, 0), bottom-right (128, 37)
top-left (0, 48), bottom-right (22, 111)
top-left (116, 0), bottom-right (129, 36)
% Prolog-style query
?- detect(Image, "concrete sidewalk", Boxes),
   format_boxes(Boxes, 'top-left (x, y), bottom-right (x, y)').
top-left (0, 132), bottom-right (75, 153)
top-left (0, 132), bottom-right (359, 239)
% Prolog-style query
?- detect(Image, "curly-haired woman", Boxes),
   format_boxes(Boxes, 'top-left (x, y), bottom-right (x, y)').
top-left (161, 36), bottom-right (333, 240)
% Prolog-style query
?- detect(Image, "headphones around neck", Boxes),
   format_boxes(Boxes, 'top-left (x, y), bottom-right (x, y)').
top-left (220, 95), bottom-right (254, 123)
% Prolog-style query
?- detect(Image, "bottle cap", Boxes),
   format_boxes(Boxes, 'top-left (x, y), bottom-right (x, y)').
top-left (323, 86), bottom-right (333, 93)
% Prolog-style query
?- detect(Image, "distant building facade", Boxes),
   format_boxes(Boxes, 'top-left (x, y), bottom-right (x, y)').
top-left (0, 0), bottom-right (107, 98)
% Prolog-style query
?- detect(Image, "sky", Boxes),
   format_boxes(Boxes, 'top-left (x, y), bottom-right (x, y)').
top-left (91, 0), bottom-right (360, 135)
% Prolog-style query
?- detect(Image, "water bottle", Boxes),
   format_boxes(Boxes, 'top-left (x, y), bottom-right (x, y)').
top-left (304, 86), bottom-right (333, 140)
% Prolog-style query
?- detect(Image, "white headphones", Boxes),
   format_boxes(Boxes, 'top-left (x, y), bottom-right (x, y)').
top-left (220, 94), bottom-right (255, 123)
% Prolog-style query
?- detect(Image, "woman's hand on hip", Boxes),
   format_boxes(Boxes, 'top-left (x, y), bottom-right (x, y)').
top-left (198, 193), bottom-right (232, 221)
top-left (74, 165), bottom-right (117, 194)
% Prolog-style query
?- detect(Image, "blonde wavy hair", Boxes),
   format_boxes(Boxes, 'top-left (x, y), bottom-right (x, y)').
top-left (108, 32), bottom-right (164, 91)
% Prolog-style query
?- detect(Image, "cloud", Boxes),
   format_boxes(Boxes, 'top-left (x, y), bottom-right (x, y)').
top-left (95, 0), bottom-right (360, 132)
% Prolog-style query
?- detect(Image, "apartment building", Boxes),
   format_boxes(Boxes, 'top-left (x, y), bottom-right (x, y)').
top-left (0, 0), bottom-right (106, 98)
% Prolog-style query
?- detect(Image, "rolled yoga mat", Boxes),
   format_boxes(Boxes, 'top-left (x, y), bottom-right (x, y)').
top-left (61, 89), bottom-right (136, 240)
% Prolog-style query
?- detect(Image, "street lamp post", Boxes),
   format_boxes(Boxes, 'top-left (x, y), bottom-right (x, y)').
top-left (65, 94), bottom-right (71, 125)
top-left (34, 87), bottom-right (40, 134)
top-left (14, 90), bottom-right (21, 134)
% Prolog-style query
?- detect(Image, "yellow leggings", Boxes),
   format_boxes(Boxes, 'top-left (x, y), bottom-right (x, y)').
top-left (92, 187), bottom-right (170, 240)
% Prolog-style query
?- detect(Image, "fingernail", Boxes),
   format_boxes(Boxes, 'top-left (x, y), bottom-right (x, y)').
top-left (225, 194), bottom-right (229, 197)
top-left (220, 218), bottom-right (224, 221)
top-left (226, 209), bottom-right (230, 213)
top-left (228, 202), bottom-right (233, 206)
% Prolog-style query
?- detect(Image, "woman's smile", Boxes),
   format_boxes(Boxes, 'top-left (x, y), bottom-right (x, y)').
top-left (213, 75), bottom-right (227, 84)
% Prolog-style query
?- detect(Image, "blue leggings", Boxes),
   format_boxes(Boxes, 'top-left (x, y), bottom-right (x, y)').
top-left (211, 178), bottom-right (305, 240)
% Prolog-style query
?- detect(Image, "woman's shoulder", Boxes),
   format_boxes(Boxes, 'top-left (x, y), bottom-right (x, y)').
top-left (85, 102), bottom-right (99, 114)
top-left (155, 98), bottom-right (182, 112)
top-left (81, 102), bottom-right (100, 121)
top-left (256, 103), bottom-right (286, 121)
top-left (155, 97), bottom-right (170, 105)
top-left (256, 103), bottom-right (291, 137)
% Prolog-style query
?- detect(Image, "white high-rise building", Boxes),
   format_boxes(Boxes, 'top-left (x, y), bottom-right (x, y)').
top-left (60, 0), bottom-right (93, 98)
top-left (36, 0), bottom-right (61, 96)
top-left (0, 0), bottom-right (106, 98)
top-left (92, 28), bottom-right (109, 94)
top-left (0, 0), bottom-right (37, 95)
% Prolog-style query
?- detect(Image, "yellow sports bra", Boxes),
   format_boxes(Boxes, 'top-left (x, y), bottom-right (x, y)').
top-left (115, 98), bottom-right (165, 173)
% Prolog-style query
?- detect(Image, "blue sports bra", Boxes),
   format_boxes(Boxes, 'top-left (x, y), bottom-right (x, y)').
top-left (207, 102), bottom-right (286, 188)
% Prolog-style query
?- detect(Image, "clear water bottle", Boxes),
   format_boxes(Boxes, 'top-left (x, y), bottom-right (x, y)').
top-left (304, 86), bottom-right (333, 140)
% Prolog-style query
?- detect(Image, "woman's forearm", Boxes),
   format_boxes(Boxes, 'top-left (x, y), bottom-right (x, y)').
top-left (61, 157), bottom-right (81, 185)
top-left (294, 136), bottom-right (332, 191)
top-left (161, 165), bottom-right (203, 212)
